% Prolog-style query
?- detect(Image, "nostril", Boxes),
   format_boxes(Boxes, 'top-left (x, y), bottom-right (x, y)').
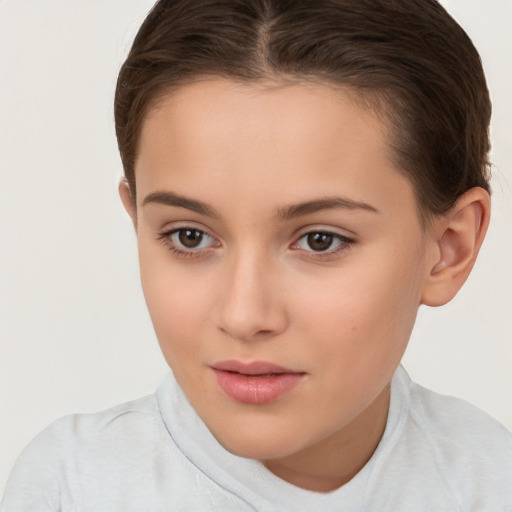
top-left (218, 325), bottom-right (277, 342)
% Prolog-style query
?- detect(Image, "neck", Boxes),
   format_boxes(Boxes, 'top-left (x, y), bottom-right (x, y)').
top-left (262, 384), bottom-right (390, 492)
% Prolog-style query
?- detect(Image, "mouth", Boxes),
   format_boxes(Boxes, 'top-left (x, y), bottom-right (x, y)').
top-left (211, 360), bottom-right (306, 405)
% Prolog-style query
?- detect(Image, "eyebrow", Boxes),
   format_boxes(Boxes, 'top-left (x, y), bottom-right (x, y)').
top-left (142, 190), bottom-right (378, 219)
top-left (277, 197), bottom-right (379, 220)
top-left (142, 191), bottom-right (219, 217)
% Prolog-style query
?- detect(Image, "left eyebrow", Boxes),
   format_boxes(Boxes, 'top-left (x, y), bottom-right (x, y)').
top-left (276, 197), bottom-right (379, 220)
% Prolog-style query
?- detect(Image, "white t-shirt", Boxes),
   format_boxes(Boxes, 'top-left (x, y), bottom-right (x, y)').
top-left (2, 365), bottom-right (512, 511)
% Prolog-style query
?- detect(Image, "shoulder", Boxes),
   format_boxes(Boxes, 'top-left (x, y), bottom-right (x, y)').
top-left (31, 392), bottom-right (161, 455)
top-left (1, 393), bottom-right (163, 510)
top-left (408, 377), bottom-right (512, 453)
top-left (404, 373), bottom-right (512, 507)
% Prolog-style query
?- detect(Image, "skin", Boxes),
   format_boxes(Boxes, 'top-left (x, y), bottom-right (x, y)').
top-left (120, 78), bottom-right (490, 492)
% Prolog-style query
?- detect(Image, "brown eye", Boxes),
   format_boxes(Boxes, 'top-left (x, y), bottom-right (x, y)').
top-left (159, 227), bottom-right (219, 257)
top-left (178, 229), bottom-right (204, 248)
top-left (294, 231), bottom-right (352, 255)
top-left (306, 232), bottom-right (334, 251)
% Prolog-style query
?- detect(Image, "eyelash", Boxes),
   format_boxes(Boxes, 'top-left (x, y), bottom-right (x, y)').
top-left (157, 228), bottom-right (218, 259)
top-left (157, 228), bottom-right (354, 259)
top-left (291, 231), bottom-right (354, 259)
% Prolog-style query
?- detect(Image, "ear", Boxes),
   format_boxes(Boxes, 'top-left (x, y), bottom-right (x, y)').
top-left (118, 178), bottom-right (137, 228)
top-left (421, 187), bottom-right (490, 307)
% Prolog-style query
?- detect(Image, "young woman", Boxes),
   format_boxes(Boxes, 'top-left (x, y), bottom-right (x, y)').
top-left (3, 1), bottom-right (511, 510)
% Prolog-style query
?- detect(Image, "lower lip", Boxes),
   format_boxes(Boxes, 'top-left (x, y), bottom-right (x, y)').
top-left (212, 369), bottom-right (304, 405)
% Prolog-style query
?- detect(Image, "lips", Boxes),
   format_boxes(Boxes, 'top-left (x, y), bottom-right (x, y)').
top-left (211, 360), bottom-right (305, 405)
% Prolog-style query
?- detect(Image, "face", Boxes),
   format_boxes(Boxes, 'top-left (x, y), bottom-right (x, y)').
top-left (130, 79), bottom-right (436, 463)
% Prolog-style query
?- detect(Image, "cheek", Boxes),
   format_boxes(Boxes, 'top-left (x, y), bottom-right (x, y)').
top-left (138, 250), bottom-right (214, 359)
top-left (295, 256), bottom-right (422, 373)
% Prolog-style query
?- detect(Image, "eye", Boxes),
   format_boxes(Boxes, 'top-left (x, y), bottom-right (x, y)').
top-left (158, 227), bottom-right (219, 257)
top-left (172, 228), bottom-right (211, 249)
top-left (294, 231), bottom-right (352, 254)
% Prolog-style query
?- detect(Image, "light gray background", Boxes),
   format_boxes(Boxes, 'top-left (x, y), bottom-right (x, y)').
top-left (1, 0), bottom-right (511, 493)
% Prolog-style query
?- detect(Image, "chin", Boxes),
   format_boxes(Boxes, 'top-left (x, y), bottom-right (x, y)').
top-left (210, 423), bottom-right (306, 461)
top-left (221, 440), bottom-right (292, 461)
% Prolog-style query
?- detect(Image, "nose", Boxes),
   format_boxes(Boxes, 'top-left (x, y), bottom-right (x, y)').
top-left (217, 250), bottom-right (288, 342)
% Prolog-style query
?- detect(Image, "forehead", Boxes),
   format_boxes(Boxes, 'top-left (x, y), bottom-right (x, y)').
top-left (139, 78), bottom-right (389, 157)
top-left (135, 78), bottom-right (416, 221)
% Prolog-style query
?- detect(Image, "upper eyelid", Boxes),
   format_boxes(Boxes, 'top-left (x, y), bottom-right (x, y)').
top-left (159, 219), bottom-right (354, 235)
top-left (294, 225), bottom-right (356, 241)
top-left (161, 220), bottom-right (212, 233)
top-left (161, 224), bottom-right (219, 241)
top-left (298, 229), bottom-right (352, 238)
top-left (293, 231), bottom-right (353, 249)
top-left (168, 227), bottom-right (214, 238)
top-left (168, 226), bottom-right (208, 235)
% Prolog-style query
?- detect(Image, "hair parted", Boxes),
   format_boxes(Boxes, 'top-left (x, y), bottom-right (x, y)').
top-left (114, 0), bottom-right (491, 222)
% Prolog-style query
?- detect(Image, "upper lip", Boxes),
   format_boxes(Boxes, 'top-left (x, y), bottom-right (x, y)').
top-left (211, 360), bottom-right (303, 375)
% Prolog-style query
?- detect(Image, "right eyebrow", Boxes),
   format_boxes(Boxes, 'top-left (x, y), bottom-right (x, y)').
top-left (141, 191), bottom-right (219, 218)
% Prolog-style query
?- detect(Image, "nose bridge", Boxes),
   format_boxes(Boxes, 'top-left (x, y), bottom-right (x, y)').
top-left (217, 244), bottom-right (286, 341)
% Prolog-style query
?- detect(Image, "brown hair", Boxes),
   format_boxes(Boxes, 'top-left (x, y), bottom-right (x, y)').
top-left (114, 0), bottom-right (491, 222)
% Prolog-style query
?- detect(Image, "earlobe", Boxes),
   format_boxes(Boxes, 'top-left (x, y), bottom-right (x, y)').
top-left (421, 187), bottom-right (490, 307)
top-left (118, 178), bottom-right (137, 228)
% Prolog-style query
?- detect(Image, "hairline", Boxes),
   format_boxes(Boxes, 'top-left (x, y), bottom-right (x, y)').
top-left (130, 73), bottom-right (437, 229)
